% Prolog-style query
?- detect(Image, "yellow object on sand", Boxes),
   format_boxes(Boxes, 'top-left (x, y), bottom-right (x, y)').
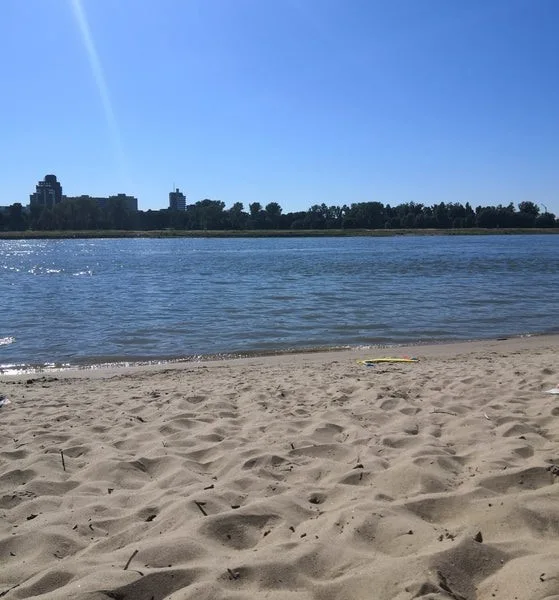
top-left (357, 357), bottom-right (419, 365)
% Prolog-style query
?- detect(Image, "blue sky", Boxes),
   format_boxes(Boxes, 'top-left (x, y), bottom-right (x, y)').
top-left (3, 0), bottom-right (558, 213)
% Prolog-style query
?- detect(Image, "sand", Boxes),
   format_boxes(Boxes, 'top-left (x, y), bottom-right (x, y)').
top-left (2, 335), bottom-right (559, 599)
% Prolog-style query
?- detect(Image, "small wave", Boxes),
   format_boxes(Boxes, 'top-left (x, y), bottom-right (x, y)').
top-left (0, 336), bottom-right (15, 346)
top-left (73, 270), bottom-right (93, 276)
top-left (28, 266), bottom-right (64, 275)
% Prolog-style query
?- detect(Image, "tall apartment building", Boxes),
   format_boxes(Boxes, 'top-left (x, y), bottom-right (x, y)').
top-left (169, 188), bottom-right (186, 211)
top-left (30, 174), bottom-right (63, 208)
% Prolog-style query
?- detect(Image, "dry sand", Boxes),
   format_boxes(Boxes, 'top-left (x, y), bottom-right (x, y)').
top-left (2, 336), bottom-right (559, 599)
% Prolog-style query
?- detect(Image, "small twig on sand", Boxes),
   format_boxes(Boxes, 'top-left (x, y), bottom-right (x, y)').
top-left (483, 413), bottom-right (491, 420)
top-left (195, 501), bottom-right (208, 516)
top-left (0, 583), bottom-right (20, 597)
top-left (123, 549), bottom-right (138, 571)
top-left (60, 449), bottom-right (66, 472)
top-left (227, 568), bottom-right (239, 580)
top-left (431, 410), bottom-right (458, 416)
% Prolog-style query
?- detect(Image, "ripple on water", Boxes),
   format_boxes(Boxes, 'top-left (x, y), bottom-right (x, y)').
top-left (1, 235), bottom-right (559, 368)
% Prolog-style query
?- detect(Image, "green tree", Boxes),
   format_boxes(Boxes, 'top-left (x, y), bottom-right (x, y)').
top-left (228, 202), bottom-right (249, 229)
top-left (8, 203), bottom-right (26, 231)
top-left (518, 201), bottom-right (540, 216)
top-left (476, 207), bottom-right (499, 228)
top-left (36, 207), bottom-right (58, 230)
top-left (345, 202), bottom-right (385, 228)
top-left (433, 203), bottom-right (450, 228)
top-left (249, 202), bottom-right (262, 218)
top-left (264, 202), bottom-right (282, 229)
top-left (140, 209), bottom-right (170, 230)
top-left (73, 197), bottom-right (101, 229)
top-left (28, 204), bottom-right (43, 230)
top-left (535, 212), bottom-right (557, 227)
top-left (402, 212), bottom-right (415, 228)
top-left (194, 199), bottom-right (226, 229)
top-left (102, 197), bottom-right (136, 230)
top-left (464, 202), bottom-right (476, 227)
top-left (303, 204), bottom-right (328, 229)
top-left (249, 202), bottom-right (267, 228)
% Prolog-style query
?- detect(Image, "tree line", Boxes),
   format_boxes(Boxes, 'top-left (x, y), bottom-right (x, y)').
top-left (0, 197), bottom-right (557, 232)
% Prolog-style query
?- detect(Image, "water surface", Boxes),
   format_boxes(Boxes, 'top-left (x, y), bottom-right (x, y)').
top-left (1, 235), bottom-right (558, 369)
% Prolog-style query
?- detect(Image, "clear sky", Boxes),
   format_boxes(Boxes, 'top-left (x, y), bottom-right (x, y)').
top-left (3, 0), bottom-right (558, 213)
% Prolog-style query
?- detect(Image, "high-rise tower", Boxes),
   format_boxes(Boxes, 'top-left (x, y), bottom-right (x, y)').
top-left (169, 188), bottom-right (186, 211)
top-left (30, 174), bottom-right (63, 208)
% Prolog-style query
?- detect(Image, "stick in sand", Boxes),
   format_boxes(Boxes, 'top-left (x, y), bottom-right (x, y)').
top-left (124, 549), bottom-right (139, 570)
top-left (195, 501), bottom-right (208, 516)
top-left (0, 582), bottom-right (20, 597)
top-left (60, 449), bottom-right (66, 472)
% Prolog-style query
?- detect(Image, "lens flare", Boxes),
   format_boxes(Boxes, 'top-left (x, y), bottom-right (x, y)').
top-left (70, 0), bottom-right (127, 180)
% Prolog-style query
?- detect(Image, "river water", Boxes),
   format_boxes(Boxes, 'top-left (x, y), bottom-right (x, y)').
top-left (1, 235), bottom-right (558, 370)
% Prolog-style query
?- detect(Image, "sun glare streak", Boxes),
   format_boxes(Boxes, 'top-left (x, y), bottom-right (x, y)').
top-left (70, 0), bottom-right (127, 182)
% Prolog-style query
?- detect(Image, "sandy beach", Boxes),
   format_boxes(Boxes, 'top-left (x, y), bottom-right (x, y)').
top-left (1, 335), bottom-right (559, 599)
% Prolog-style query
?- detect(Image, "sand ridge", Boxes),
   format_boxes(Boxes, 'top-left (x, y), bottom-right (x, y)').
top-left (1, 337), bottom-right (559, 599)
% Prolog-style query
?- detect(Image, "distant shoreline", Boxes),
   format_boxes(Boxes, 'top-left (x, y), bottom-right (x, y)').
top-left (1, 227), bottom-right (559, 240)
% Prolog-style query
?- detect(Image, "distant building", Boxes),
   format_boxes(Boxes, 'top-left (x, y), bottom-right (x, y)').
top-left (169, 188), bottom-right (186, 211)
top-left (30, 174), bottom-right (63, 208)
top-left (65, 193), bottom-right (138, 212)
top-left (66, 195), bottom-right (106, 205)
top-left (105, 194), bottom-right (138, 212)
